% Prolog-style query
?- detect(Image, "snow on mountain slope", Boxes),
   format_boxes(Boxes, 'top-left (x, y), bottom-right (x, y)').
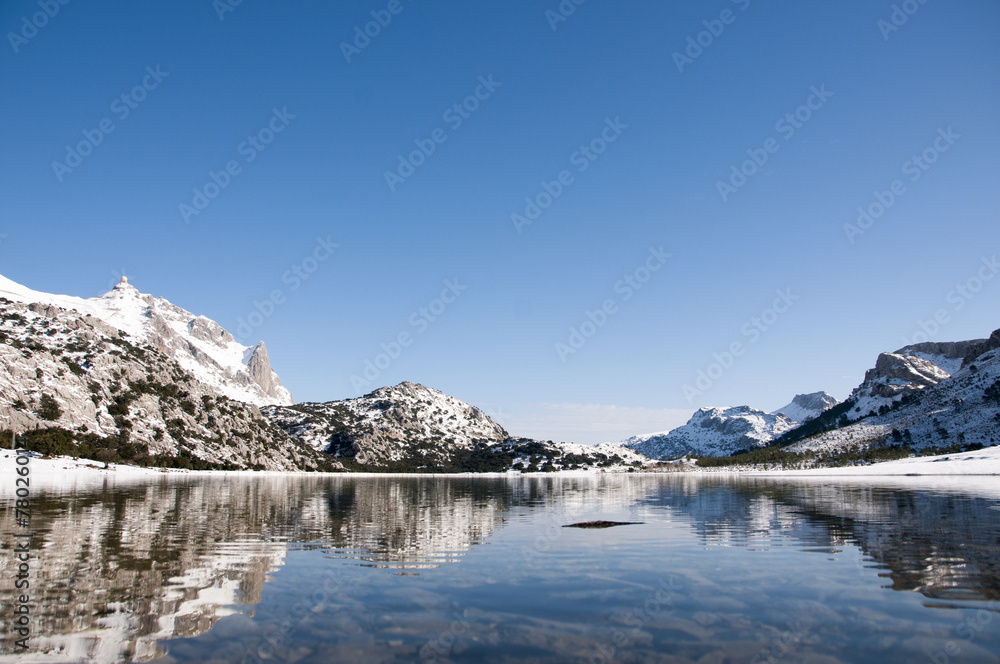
top-left (789, 345), bottom-right (1000, 454)
top-left (841, 335), bottom-right (1000, 422)
top-left (0, 293), bottom-right (335, 470)
top-left (0, 274), bottom-right (291, 406)
top-left (772, 392), bottom-right (839, 423)
top-left (265, 381), bottom-right (509, 464)
top-left (265, 381), bottom-right (649, 470)
top-left (624, 406), bottom-right (798, 460)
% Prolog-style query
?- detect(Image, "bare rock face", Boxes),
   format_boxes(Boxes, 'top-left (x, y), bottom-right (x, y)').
top-left (960, 328), bottom-right (1000, 366)
top-left (865, 353), bottom-right (951, 396)
top-left (187, 316), bottom-right (234, 347)
top-left (245, 342), bottom-right (287, 403)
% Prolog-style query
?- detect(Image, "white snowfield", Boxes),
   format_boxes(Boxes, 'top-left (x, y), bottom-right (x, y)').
top-left (754, 444), bottom-right (1000, 476)
top-left (0, 274), bottom-right (291, 407)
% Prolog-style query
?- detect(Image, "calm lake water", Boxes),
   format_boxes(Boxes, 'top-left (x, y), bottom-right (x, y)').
top-left (2, 473), bottom-right (999, 663)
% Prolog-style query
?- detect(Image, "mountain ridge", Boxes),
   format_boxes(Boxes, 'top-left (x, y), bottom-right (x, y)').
top-left (0, 274), bottom-right (291, 407)
top-left (624, 391), bottom-right (839, 460)
top-left (2, 273), bottom-right (997, 472)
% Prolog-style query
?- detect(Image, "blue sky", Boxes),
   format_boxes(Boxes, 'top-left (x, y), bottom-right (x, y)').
top-left (1, 1), bottom-right (998, 443)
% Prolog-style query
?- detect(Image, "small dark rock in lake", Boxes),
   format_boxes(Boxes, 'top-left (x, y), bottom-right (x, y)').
top-left (563, 521), bottom-right (643, 529)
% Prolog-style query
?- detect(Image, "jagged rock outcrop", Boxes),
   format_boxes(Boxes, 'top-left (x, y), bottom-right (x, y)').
top-left (245, 341), bottom-right (287, 403)
top-left (867, 353), bottom-right (950, 394)
top-left (845, 332), bottom-right (998, 421)
top-left (960, 328), bottom-right (1000, 366)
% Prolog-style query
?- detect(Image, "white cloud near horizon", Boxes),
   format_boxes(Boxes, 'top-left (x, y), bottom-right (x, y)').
top-left (481, 402), bottom-right (694, 446)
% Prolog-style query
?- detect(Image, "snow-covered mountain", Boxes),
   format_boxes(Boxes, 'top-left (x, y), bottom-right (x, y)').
top-left (844, 336), bottom-right (998, 421)
top-left (772, 391), bottom-right (839, 423)
top-left (0, 274), bottom-right (333, 471)
top-left (786, 330), bottom-right (1000, 455)
top-left (623, 406), bottom-right (799, 460)
top-left (623, 392), bottom-right (838, 461)
top-left (0, 274), bottom-right (291, 407)
top-left (265, 381), bottom-right (507, 464)
top-left (265, 381), bottom-right (647, 471)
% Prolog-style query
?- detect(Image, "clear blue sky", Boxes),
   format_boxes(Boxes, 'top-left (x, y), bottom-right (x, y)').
top-left (2, 1), bottom-right (998, 443)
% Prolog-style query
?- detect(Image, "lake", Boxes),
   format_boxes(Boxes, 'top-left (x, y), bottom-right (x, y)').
top-left (2, 473), bottom-right (999, 663)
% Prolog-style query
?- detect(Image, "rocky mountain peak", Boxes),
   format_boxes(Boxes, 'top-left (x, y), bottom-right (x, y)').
top-left (0, 273), bottom-right (292, 406)
top-left (244, 342), bottom-right (288, 403)
top-left (772, 391), bottom-right (839, 423)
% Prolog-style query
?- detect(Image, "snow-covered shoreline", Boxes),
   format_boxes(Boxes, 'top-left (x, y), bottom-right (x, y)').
top-left (3, 444), bottom-right (999, 496)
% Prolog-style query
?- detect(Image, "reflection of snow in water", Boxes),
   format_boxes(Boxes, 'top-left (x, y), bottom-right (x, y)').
top-left (1, 473), bottom-right (998, 662)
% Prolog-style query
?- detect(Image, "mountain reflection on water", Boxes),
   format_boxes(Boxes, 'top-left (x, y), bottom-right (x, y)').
top-left (1, 474), bottom-right (998, 663)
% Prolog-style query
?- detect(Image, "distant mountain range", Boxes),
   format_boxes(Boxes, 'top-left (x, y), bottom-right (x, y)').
top-left (2, 273), bottom-right (997, 471)
top-left (623, 392), bottom-right (838, 460)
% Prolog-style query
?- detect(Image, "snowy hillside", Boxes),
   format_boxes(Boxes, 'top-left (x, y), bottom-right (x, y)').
top-left (265, 381), bottom-right (507, 464)
top-left (843, 336), bottom-right (998, 422)
top-left (265, 381), bottom-right (648, 471)
top-left (0, 274), bottom-right (291, 407)
top-left (624, 406), bottom-right (798, 460)
top-left (789, 345), bottom-right (1000, 455)
top-left (0, 275), bottom-right (334, 471)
